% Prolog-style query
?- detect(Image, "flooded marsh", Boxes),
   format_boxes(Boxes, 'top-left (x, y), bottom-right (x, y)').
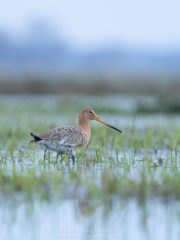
top-left (1, 95), bottom-right (180, 240)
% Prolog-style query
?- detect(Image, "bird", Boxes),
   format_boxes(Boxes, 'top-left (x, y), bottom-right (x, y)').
top-left (30, 107), bottom-right (122, 164)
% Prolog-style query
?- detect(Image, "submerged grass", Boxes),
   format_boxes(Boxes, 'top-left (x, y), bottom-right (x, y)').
top-left (0, 95), bottom-right (180, 210)
top-left (1, 151), bottom-right (180, 207)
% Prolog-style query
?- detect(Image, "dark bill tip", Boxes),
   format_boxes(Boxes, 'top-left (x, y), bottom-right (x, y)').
top-left (109, 125), bottom-right (122, 133)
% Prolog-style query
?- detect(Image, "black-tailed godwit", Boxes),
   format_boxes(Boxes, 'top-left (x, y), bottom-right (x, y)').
top-left (30, 107), bottom-right (122, 164)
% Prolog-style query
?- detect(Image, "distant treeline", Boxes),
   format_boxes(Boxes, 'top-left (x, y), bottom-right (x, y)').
top-left (1, 25), bottom-right (180, 75)
top-left (0, 75), bottom-right (180, 96)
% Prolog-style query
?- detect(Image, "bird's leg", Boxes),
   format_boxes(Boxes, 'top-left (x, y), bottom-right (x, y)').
top-left (68, 147), bottom-right (75, 165)
top-left (48, 151), bottom-right (51, 162)
top-left (71, 154), bottom-right (75, 165)
top-left (56, 153), bottom-right (59, 163)
top-left (43, 147), bottom-right (48, 161)
top-left (60, 155), bottom-right (66, 163)
top-left (65, 146), bottom-right (75, 165)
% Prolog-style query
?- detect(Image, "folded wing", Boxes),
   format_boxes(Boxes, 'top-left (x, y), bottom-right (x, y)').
top-left (31, 126), bottom-right (87, 147)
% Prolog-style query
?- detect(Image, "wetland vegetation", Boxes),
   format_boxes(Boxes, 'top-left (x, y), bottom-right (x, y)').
top-left (1, 94), bottom-right (180, 239)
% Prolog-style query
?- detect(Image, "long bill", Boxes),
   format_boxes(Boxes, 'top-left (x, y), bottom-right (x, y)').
top-left (94, 116), bottom-right (122, 133)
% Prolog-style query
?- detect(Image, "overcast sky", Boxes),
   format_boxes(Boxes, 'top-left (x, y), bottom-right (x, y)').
top-left (0, 0), bottom-right (180, 51)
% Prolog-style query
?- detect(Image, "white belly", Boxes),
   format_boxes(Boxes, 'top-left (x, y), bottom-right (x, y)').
top-left (37, 139), bottom-right (74, 155)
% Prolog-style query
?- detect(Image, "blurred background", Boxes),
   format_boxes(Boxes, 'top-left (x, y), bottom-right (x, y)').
top-left (0, 0), bottom-right (180, 96)
top-left (1, 2), bottom-right (180, 239)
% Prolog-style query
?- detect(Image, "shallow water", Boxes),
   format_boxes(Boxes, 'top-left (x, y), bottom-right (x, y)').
top-left (0, 147), bottom-right (180, 240)
top-left (1, 94), bottom-right (180, 240)
top-left (1, 199), bottom-right (180, 240)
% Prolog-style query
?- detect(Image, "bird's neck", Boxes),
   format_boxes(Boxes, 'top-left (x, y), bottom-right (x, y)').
top-left (79, 116), bottom-right (91, 137)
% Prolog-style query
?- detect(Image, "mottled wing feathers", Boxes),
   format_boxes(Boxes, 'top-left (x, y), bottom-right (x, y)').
top-left (31, 128), bottom-right (61, 140)
top-left (31, 126), bottom-right (87, 147)
top-left (56, 127), bottom-right (86, 146)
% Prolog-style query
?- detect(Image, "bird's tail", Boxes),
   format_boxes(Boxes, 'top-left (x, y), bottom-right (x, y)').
top-left (29, 132), bottom-right (40, 144)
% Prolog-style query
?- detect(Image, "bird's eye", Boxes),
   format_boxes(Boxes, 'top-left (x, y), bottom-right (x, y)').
top-left (89, 111), bottom-right (92, 114)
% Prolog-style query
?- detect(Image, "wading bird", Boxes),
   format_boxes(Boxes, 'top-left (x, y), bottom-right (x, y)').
top-left (30, 107), bottom-right (122, 164)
